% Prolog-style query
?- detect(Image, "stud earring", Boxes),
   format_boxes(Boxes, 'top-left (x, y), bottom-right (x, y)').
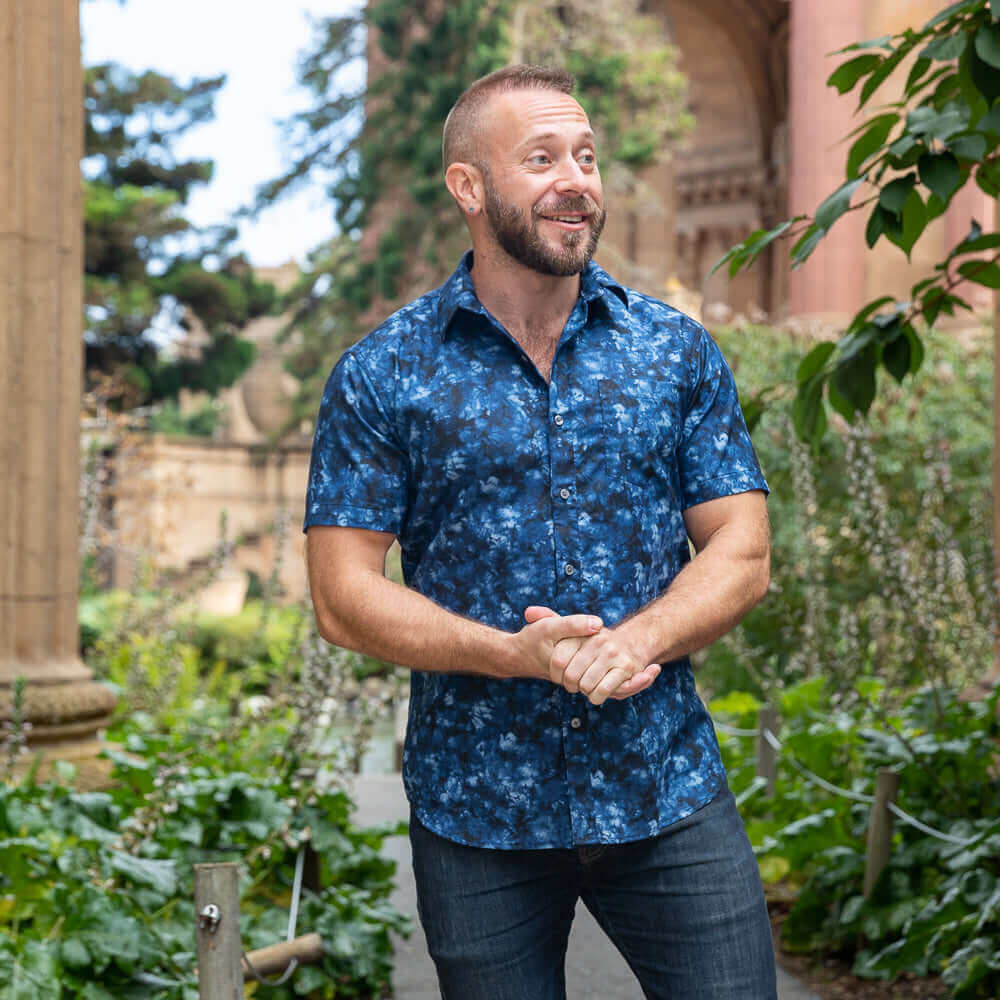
top-left (468, 205), bottom-right (475, 213)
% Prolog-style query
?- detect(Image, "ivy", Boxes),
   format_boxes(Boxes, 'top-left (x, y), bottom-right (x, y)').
top-left (717, 0), bottom-right (1000, 442)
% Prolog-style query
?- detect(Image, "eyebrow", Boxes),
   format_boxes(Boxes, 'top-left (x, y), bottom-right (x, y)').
top-left (516, 129), bottom-right (597, 152)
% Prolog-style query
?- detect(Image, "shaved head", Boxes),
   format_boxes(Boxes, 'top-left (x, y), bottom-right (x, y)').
top-left (442, 64), bottom-right (575, 172)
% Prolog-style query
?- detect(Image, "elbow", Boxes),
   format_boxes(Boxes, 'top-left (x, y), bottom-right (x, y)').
top-left (312, 600), bottom-right (352, 649)
top-left (750, 551), bottom-right (771, 607)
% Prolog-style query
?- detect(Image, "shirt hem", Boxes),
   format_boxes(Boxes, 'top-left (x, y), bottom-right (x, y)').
top-left (405, 773), bottom-right (727, 851)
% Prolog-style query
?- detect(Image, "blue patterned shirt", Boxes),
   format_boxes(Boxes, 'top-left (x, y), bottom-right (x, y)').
top-left (305, 252), bottom-right (768, 849)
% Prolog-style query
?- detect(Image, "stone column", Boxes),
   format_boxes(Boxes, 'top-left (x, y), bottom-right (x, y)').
top-left (0, 0), bottom-right (117, 779)
top-left (787, 0), bottom-right (867, 320)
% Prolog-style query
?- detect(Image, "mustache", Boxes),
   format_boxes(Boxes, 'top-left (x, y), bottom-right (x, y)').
top-left (533, 197), bottom-right (600, 217)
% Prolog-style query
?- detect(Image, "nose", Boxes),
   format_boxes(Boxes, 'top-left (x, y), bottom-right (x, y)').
top-left (553, 155), bottom-right (588, 195)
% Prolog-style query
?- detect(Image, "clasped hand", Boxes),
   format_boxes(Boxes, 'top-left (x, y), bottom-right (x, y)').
top-left (519, 605), bottom-right (660, 706)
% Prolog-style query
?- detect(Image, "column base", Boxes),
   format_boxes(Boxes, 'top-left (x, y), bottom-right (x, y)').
top-left (1, 661), bottom-right (118, 789)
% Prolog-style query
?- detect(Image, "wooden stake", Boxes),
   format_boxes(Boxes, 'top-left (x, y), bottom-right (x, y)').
top-left (242, 933), bottom-right (324, 980)
top-left (864, 769), bottom-right (900, 897)
top-left (194, 863), bottom-right (243, 1000)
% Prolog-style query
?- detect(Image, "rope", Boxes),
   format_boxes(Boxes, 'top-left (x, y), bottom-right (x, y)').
top-left (713, 719), bottom-right (758, 737)
top-left (719, 714), bottom-right (985, 848)
top-left (760, 727), bottom-right (875, 805)
top-left (887, 802), bottom-right (980, 847)
top-left (241, 846), bottom-right (306, 988)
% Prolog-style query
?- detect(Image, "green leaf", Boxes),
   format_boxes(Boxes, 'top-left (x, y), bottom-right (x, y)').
top-left (835, 36), bottom-right (893, 54)
top-left (954, 231), bottom-right (1000, 254)
top-left (847, 114), bottom-right (898, 177)
top-left (815, 178), bottom-right (863, 231)
top-left (882, 332), bottom-right (912, 383)
top-left (865, 205), bottom-right (899, 248)
top-left (976, 157), bottom-right (1000, 195)
top-left (923, 0), bottom-right (981, 30)
top-left (958, 259), bottom-right (1000, 287)
top-left (905, 105), bottom-right (966, 141)
top-left (950, 132), bottom-right (988, 160)
top-left (975, 23), bottom-right (1000, 69)
top-left (60, 937), bottom-right (91, 969)
top-left (792, 376), bottom-right (828, 441)
top-left (797, 342), bottom-right (836, 382)
top-left (970, 42), bottom-right (1000, 102)
top-left (921, 33), bottom-right (967, 61)
top-left (886, 188), bottom-right (927, 257)
top-left (848, 296), bottom-right (896, 332)
top-left (828, 54), bottom-right (882, 94)
top-left (859, 49), bottom-right (908, 106)
top-left (831, 345), bottom-right (878, 417)
top-left (108, 851), bottom-right (179, 897)
top-left (918, 150), bottom-right (961, 201)
top-left (790, 225), bottom-right (824, 268)
top-left (879, 174), bottom-right (916, 215)
top-left (904, 56), bottom-right (933, 95)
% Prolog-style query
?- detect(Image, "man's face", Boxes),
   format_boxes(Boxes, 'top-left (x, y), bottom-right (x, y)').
top-left (478, 89), bottom-right (606, 276)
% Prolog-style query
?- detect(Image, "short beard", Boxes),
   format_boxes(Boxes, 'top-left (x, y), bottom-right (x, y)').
top-left (481, 172), bottom-right (605, 277)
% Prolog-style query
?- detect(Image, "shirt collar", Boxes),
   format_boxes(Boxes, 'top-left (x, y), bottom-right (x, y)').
top-left (436, 251), bottom-right (629, 337)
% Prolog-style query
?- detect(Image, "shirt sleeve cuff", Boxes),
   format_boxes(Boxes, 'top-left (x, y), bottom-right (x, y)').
top-left (681, 471), bottom-right (769, 510)
top-left (302, 502), bottom-right (404, 535)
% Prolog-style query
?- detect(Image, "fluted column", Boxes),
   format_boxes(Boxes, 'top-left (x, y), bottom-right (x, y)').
top-left (787, 0), bottom-right (867, 320)
top-left (1, 0), bottom-right (116, 778)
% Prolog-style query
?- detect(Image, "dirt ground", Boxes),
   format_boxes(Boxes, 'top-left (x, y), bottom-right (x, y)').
top-left (770, 905), bottom-right (950, 1000)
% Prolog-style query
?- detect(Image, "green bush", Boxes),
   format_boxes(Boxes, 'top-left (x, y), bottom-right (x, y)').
top-left (715, 680), bottom-right (1000, 997)
top-left (0, 715), bottom-right (408, 999)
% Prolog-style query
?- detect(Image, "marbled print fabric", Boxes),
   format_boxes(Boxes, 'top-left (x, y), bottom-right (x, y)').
top-left (305, 252), bottom-right (768, 849)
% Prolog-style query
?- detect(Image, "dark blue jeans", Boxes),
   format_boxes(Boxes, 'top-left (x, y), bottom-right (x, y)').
top-left (409, 787), bottom-right (777, 1000)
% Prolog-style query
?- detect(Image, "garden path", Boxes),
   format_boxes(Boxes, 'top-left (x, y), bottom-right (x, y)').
top-left (352, 774), bottom-right (820, 1000)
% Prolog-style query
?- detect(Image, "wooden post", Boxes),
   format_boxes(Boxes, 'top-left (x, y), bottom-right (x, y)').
top-left (756, 705), bottom-right (779, 796)
top-left (194, 863), bottom-right (243, 1000)
top-left (864, 768), bottom-right (900, 897)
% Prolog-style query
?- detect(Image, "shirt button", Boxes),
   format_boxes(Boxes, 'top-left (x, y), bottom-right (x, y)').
top-left (570, 717), bottom-right (582, 729)
top-left (564, 562), bottom-right (576, 577)
top-left (553, 414), bottom-right (564, 427)
top-left (559, 487), bottom-right (571, 500)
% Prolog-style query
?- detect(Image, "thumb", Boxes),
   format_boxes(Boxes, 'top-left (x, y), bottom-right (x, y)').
top-left (524, 605), bottom-right (557, 623)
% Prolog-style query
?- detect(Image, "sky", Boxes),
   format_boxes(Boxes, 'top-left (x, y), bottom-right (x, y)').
top-left (81, 0), bottom-right (363, 269)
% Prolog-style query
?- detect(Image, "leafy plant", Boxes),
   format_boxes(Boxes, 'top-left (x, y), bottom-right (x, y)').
top-left (715, 681), bottom-right (1000, 997)
top-left (716, 0), bottom-right (1000, 440)
top-left (0, 717), bottom-right (407, 999)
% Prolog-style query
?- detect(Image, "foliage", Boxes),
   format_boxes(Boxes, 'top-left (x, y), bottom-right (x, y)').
top-left (0, 716), bottom-right (407, 999)
top-left (83, 61), bottom-right (276, 408)
top-left (146, 399), bottom-right (222, 438)
top-left (261, 0), bottom-right (691, 421)
top-left (716, 0), bottom-right (1000, 440)
top-left (702, 321), bottom-right (994, 702)
top-left (714, 680), bottom-right (1000, 997)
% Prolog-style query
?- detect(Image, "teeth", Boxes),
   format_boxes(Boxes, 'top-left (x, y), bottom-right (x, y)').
top-left (551, 215), bottom-right (584, 222)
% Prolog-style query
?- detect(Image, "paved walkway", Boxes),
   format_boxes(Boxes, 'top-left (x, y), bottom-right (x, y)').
top-left (352, 774), bottom-right (819, 1000)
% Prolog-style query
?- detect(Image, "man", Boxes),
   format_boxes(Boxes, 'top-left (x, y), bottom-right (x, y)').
top-left (305, 64), bottom-right (775, 999)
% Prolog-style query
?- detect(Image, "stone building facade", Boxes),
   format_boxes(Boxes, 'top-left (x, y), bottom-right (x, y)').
top-left (596, 0), bottom-right (994, 322)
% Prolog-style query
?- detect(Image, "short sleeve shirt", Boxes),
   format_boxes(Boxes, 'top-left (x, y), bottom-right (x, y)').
top-left (305, 252), bottom-right (768, 849)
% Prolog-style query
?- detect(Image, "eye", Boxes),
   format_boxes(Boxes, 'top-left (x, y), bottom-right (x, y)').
top-left (528, 154), bottom-right (551, 166)
top-left (578, 151), bottom-right (597, 167)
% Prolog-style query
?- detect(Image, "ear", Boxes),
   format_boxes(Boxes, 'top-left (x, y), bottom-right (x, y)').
top-left (445, 162), bottom-right (483, 214)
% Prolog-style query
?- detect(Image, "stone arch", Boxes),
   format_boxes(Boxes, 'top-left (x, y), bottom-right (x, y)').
top-left (600, 0), bottom-right (788, 317)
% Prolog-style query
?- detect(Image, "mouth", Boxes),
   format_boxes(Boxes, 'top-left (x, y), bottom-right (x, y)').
top-left (538, 213), bottom-right (589, 231)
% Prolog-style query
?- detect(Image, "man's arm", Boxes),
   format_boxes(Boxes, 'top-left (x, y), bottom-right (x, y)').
top-left (550, 490), bottom-right (770, 704)
top-left (307, 524), bottom-right (608, 681)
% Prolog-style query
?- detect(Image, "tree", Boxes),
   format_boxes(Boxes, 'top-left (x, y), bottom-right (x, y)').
top-left (83, 63), bottom-right (277, 407)
top-left (257, 0), bottom-right (691, 418)
top-left (718, 0), bottom-right (1000, 442)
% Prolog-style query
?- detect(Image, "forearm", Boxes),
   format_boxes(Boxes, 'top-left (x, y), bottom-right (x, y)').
top-left (616, 521), bottom-right (770, 667)
top-left (311, 566), bottom-right (526, 679)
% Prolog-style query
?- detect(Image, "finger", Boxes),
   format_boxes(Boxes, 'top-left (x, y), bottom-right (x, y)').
top-left (560, 639), bottom-right (604, 694)
top-left (524, 605), bottom-right (557, 623)
top-left (609, 664), bottom-right (661, 700)
top-left (546, 614), bottom-right (602, 642)
top-left (550, 636), bottom-right (585, 683)
top-left (587, 666), bottom-right (633, 706)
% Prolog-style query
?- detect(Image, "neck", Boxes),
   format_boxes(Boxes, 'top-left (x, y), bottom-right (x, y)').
top-left (468, 241), bottom-right (581, 338)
